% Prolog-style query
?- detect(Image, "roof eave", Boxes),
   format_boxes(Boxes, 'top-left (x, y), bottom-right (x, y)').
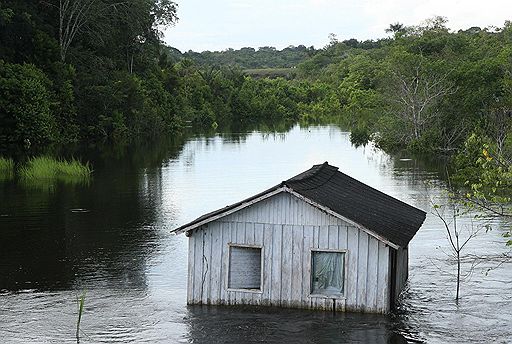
top-left (171, 186), bottom-right (287, 236)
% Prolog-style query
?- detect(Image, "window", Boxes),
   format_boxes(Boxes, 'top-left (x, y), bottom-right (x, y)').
top-left (228, 245), bottom-right (262, 290)
top-left (311, 251), bottom-right (345, 296)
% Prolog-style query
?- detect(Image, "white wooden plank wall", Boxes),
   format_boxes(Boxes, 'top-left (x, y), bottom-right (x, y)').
top-left (187, 192), bottom-right (392, 313)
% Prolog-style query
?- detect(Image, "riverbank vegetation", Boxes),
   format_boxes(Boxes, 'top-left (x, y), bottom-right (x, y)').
top-left (0, 157), bottom-right (14, 180)
top-left (19, 156), bottom-right (91, 183)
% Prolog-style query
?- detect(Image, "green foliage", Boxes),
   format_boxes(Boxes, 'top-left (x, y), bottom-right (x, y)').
top-left (0, 156), bottom-right (14, 181)
top-left (0, 61), bottom-right (55, 146)
top-left (453, 133), bottom-right (512, 245)
top-left (19, 156), bottom-right (92, 186)
top-left (0, 0), bottom-right (183, 146)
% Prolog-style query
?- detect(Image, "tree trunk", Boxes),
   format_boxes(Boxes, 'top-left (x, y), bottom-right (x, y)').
top-left (456, 251), bottom-right (460, 301)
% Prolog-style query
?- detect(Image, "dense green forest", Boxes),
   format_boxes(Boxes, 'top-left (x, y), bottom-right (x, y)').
top-left (0, 2), bottom-right (511, 165)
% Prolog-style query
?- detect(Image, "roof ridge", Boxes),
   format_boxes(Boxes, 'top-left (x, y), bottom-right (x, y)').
top-left (286, 162), bottom-right (338, 191)
top-left (286, 162), bottom-right (333, 181)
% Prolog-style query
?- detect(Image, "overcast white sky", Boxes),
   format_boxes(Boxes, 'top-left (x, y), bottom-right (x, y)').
top-left (163, 0), bottom-right (512, 52)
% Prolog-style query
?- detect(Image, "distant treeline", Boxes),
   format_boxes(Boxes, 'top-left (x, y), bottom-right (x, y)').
top-left (168, 45), bottom-right (314, 69)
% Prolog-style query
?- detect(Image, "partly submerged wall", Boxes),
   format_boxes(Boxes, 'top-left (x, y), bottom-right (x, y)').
top-left (187, 191), bottom-right (392, 313)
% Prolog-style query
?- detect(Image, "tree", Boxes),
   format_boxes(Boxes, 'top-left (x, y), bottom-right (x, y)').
top-left (385, 49), bottom-right (455, 143)
top-left (0, 61), bottom-right (56, 146)
top-left (57, 0), bottom-right (98, 62)
top-left (385, 22), bottom-right (406, 38)
top-left (432, 200), bottom-right (485, 301)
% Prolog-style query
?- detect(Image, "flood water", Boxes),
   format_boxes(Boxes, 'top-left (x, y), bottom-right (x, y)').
top-left (0, 125), bottom-right (511, 343)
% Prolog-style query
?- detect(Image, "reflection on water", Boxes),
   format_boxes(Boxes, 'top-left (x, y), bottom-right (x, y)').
top-left (185, 305), bottom-right (407, 344)
top-left (0, 125), bottom-right (510, 343)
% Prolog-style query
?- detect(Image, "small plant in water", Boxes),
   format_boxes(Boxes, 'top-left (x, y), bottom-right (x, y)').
top-left (76, 291), bottom-right (86, 343)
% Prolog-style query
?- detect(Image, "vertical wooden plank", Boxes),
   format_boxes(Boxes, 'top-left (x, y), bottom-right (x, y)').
top-left (264, 194), bottom-right (279, 223)
top-left (313, 226), bottom-right (319, 248)
top-left (278, 193), bottom-right (284, 224)
top-left (270, 195), bottom-right (276, 224)
top-left (294, 196), bottom-right (300, 225)
top-left (281, 224), bottom-right (293, 307)
top-left (283, 193), bottom-right (290, 224)
top-left (366, 237), bottom-right (379, 312)
top-left (289, 195), bottom-right (294, 225)
top-left (262, 223), bottom-right (273, 305)
top-left (246, 222), bottom-right (255, 245)
top-left (255, 222), bottom-right (264, 305)
top-left (288, 193), bottom-right (293, 223)
top-left (346, 226), bottom-right (358, 310)
top-left (195, 227), bottom-right (205, 304)
top-left (255, 222), bottom-right (264, 245)
top-left (318, 225), bottom-right (329, 249)
top-left (193, 228), bottom-right (204, 304)
top-left (270, 224), bottom-right (283, 306)
top-left (356, 231), bottom-right (369, 311)
top-left (209, 222), bottom-right (221, 304)
top-left (227, 222), bottom-right (237, 305)
top-left (277, 193), bottom-right (283, 224)
top-left (309, 226), bottom-right (319, 309)
top-left (302, 225), bottom-right (314, 308)
top-left (328, 225), bottom-right (338, 249)
top-left (299, 201), bottom-right (311, 225)
top-left (236, 222), bottom-right (246, 244)
top-left (290, 225), bottom-right (303, 307)
top-left (235, 222), bottom-right (246, 304)
top-left (220, 224), bottom-right (229, 305)
top-left (187, 232), bottom-right (195, 304)
top-left (246, 222), bottom-right (255, 305)
top-left (296, 196), bottom-right (301, 224)
top-left (202, 226), bottom-right (213, 304)
top-left (255, 198), bottom-right (261, 223)
top-left (337, 225), bottom-right (347, 250)
top-left (301, 198), bottom-right (310, 224)
top-left (377, 242), bottom-right (390, 313)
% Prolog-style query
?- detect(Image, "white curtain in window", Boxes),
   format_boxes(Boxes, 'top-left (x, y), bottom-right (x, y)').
top-left (312, 252), bottom-right (344, 294)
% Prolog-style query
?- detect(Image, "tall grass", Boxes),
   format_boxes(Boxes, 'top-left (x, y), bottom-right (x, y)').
top-left (0, 157), bottom-right (15, 181)
top-left (19, 156), bottom-right (92, 187)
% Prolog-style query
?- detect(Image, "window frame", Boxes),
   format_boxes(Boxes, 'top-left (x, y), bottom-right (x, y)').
top-left (226, 243), bottom-right (264, 294)
top-left (309, 248), bottom-right (348, 299)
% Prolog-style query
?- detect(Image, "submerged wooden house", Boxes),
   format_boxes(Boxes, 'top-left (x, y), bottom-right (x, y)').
top-left (172, 163), bottom-right (426, 313)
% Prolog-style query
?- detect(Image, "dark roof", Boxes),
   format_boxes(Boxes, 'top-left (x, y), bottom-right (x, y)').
top-left (172, 162), bottom-right (426, 247)
top-left (286, 163), bottom-right (426, 247)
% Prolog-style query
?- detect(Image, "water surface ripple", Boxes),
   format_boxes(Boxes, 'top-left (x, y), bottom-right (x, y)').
top-left (0, 125), bottom-right (510, 343)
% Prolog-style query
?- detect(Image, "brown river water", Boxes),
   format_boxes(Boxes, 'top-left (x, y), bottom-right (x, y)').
top-left (0, 125), bottom-right (511, 343)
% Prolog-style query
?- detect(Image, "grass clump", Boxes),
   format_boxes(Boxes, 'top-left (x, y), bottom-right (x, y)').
top-left (0, 156), bottom-right (15, 181)
top-left (19, 156), bottom-right (92, 185)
